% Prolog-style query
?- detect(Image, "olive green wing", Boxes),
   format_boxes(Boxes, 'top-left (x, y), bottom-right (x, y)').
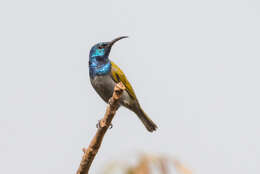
top-left (110, 61), bottom-right (137, 100)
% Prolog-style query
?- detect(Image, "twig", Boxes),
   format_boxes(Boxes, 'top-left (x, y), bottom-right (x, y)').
top-left (76, 82), bottom-right (126, 174)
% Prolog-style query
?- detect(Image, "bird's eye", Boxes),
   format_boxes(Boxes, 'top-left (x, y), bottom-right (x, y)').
top-left (98, 44), bottom-right (106, 49)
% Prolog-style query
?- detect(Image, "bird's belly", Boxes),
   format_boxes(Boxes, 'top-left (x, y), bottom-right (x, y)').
top-left (90, 74), bottom-right (116, 103)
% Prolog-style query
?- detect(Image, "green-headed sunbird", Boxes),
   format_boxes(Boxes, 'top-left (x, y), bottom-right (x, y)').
top-left (89, 36), bottom-right (157, 132)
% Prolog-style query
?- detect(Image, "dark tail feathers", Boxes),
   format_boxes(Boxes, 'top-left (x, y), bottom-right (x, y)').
top-left (135, 107), bottom-right (157, 132)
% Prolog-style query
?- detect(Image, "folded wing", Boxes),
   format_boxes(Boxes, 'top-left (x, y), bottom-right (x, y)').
top-left (110, 61), bottom-right (137, 100)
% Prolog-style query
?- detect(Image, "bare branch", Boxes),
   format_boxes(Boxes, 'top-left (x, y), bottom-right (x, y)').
top-left (76, 82), bottom-right (126, 174)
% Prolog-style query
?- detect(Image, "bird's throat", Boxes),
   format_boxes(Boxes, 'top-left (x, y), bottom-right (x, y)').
top-left (89, 61), bottom-right (111, 78)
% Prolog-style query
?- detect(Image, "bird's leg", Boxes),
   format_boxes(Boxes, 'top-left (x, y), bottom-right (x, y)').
top-left (95, 98), bottom-right (119, 129)
top-left (108, 98), bottom-right (120, 110)
top-left (96, 98), bottom-right (121, 129)
top-left (108, 98), bottom-right (113, 106)
top-left (96, 120), bottom-right (101, 128)
top-left (96, 119), bottom-right (113, 129)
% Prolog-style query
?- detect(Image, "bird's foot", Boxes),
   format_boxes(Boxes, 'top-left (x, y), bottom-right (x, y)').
top-left (96, 120), bottom-right (113, 129)
top-left (96, 120), bottom-right (101, 128)
top-left (108, 98), bottom-right (113, 106)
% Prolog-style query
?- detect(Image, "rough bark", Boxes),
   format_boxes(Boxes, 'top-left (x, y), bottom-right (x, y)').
top-left (76, 82), bottom-right (125, 174)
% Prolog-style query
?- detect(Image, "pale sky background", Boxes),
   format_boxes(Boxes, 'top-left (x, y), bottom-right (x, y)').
top-left (0, 0), bottom-right (260, 173)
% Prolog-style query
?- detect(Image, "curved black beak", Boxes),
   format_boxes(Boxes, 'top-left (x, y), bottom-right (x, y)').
top-left (107, 36), bottom-right (128, 48)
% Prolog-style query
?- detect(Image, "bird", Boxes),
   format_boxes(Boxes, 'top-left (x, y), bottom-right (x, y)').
top-left (89, 36), bottom-right (157, 132)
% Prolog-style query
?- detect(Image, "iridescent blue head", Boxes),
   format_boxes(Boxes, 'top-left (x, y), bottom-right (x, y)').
top-left (89, 36), bottom-right (128, 78)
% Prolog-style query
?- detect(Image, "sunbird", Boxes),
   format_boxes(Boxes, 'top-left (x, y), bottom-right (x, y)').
top-left (89, 36), bottom-right (157, 132)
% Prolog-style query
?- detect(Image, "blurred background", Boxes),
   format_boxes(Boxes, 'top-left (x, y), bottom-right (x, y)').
top-left (0, 0), bottom-right (260, 173)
